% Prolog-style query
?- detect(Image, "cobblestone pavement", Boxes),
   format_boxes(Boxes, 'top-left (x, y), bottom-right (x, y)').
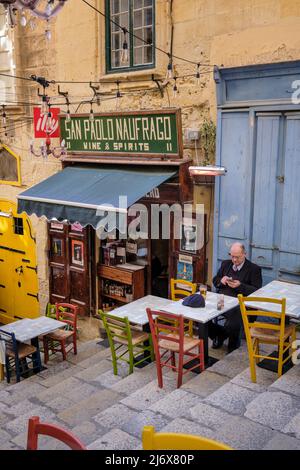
top-left (1, 338), bottom-right (300, 450)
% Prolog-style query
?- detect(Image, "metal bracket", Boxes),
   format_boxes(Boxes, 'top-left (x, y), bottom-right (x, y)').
top-left (89, 82), bottom-right (101, 106)
top-left (27, 293), bottom-right (39, 301)
top-left (58, 85), bottom-right (70, 106)
top-left (26, 265), bottom-right (38, 273)
top-left (152, 75), bottom-right (164, 98)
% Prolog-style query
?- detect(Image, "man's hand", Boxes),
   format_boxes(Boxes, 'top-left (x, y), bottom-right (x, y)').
top-left (227, 279), bottom-right (241, 289)
top-left (221, 276), bottom-right (230, 285)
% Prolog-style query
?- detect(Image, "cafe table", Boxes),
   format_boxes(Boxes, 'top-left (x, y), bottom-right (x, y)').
top-left (110, 293), bottom-right (238, 368)
top-left (245, 280), bottom-right (300, 372)
top-left (0, 316), bottom-right (66, 373)
top-left (161, 291), bottom-right (238, 366)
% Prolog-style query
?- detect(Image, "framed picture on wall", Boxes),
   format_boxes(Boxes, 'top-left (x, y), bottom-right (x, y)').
top-left (51, 238), bottom-right (63, 257)
top-left (71, 240), bottom-right (84, 266)
top-left (180, 215), bottom-right (204, 253)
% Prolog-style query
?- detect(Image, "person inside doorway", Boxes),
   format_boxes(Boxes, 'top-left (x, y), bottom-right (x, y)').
top-left (209, 242), bottom-right (262, 353)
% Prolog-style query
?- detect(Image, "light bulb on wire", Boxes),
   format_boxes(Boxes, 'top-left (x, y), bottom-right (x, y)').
top-left (45, 27), bottom-right (51, 41)
top-left (89, 103), bottom-right (94, 121)
top-left (20, 11), bottom-right (27, 27)
top-left (166, 56), bottom-right (173, 80)
top-left (46, 109), bottom-right (53, 134)
top-left (2, 107), bottom-right (7, 127)
top-left (45, 21), bottom-right (51, 41)
top-left (46, 1), bottom-right (53, 17)
top-left (196, 63), bottom-right (200, 85)
top-left (40, 95), bottom-right (48, 116)
top-left (173, 77), bottom-right (178, 99)
top-left (115, 81), bottom-right (121, 110)
top-left (66, 108), bottom-right (71, 122)
top-left (120, 30), bottom-right (129, 65)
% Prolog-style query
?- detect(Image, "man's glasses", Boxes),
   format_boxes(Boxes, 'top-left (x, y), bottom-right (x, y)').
top-left (228, 253), bottom-right (243, 259)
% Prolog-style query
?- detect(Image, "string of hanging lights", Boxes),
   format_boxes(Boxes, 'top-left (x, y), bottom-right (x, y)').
top-left (0, 0), bottom-right (69, 39)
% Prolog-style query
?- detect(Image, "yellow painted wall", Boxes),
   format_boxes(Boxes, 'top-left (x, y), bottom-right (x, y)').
top-left (2, 0), bottom-right (300, 306)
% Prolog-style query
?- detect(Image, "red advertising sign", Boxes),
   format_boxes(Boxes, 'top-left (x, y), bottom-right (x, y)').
top-left (33, 107), bottom-right (60, 138)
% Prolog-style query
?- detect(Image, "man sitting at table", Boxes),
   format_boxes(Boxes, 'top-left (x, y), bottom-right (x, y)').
top-left (209, 242), bottom-right (262, 353)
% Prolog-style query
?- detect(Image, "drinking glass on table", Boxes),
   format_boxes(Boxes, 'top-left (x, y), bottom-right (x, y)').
top-left (199, 284), bottom-right (207, 298)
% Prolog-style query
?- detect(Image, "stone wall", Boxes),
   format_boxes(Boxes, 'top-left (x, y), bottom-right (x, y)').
top-left (2, 0), bottom-right (300, 310)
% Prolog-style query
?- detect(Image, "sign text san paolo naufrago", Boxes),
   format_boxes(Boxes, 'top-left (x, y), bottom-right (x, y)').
top-left (59, 109), bottom-right (182, 158)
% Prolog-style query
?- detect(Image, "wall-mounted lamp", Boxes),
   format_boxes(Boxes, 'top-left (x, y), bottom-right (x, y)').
top-left (189, 165), bottom-right (227, 177)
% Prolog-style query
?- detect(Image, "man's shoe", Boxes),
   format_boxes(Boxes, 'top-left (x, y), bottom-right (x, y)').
top-left (227, 343), bottom-right (240, 354)
top-left (212, 336), bottom-right (224, 349)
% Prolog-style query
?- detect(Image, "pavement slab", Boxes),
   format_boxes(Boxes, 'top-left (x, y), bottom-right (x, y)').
top-left (149, 389), bottom-right (201, 418)
top-left (122, 410), bottom-right (170, 438)
top-left (245, 391), bottom-right (300, 431)
top-left (36, 377), bottom-right (98, 404)
top-left (181, 370), bottom-right (230, 397)
top-left (208, 347), bottom-right (250, 379)
top-left (3, 405), bottom-right (57, 435)
top-left (263, 432), bottom-right (300, 450)
top-left (160, 417), bottom-right (215, 439)
top-left (57, 389), bottom-right (124, 427)
top-left (87, 428), bottom-right (140, 450)
top-left (204, 382), bottom-right (258, 415)
top-left (93, 403), bottom-right (138, 430)
top-left (214, 415), bottom-right (275, 450)
top-left (121, 377), bottom-right (178, 411)
top-left (270, 366), bottom-right (300, 398)
top-left (231, 367), bottom-right (276, 393)
top-left (189, 402), bottom-right (232, 429)
top-left (282, 411), bottom-right (300, 439)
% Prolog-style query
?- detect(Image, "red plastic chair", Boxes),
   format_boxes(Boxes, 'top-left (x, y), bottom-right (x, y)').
top-left (43, 303), bottom-right (78, 363)
top-left (27, 416), bottom-right (86, 450)
top-left (146, 309), bottom-right (205, 388)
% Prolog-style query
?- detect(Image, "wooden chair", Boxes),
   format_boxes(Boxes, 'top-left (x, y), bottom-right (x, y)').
top-left (238, 295), bottom-right (296, 382)
top-left (0, 329), bottom-right (42, 383)
top-left (99, 310), bottom-right (154, 375)
top-left (142, 425), bottom-right (232, 450)
top-left (43, 303), bottom-right (78, 364)
top-left (146, 309), bottom-right (204, 388)
top-left (170, 278), bottom-right (197, 337)
top-left (27, 416), bottom-right (86, 450)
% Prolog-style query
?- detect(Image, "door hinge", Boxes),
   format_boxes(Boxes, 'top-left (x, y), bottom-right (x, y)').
top-left (27, 293), bottom-right (39, 301)
top-left (276, 175), bottom-right (285, 183)
top-left (26, 265), bottom-right (38, 273)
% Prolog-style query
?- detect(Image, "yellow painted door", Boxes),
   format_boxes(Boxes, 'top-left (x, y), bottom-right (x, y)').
top-left (0, 199), bottom-right (39, 323)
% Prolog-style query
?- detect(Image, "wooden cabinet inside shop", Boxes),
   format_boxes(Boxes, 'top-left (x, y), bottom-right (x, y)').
top-left (98, 264), bottom-right (145, 310)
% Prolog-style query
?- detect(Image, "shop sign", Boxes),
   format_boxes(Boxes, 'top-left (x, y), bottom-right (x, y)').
top-left (34, 107), bottom-right (60, 138)
top-left (60, 109), bottom-right (182, 158)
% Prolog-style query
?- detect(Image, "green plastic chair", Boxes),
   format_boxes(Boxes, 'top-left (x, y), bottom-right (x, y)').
top-left (99, 310), bottom-right (154, 375)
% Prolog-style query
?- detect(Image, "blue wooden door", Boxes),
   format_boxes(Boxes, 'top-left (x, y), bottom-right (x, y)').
top-left (278, 113), bottom-right (300, 283)
top-left (213, 111), bottom-right (252, 273)
top-left (250, 113), bottom-right (282, 284)
top-left (215, 110), bottom-right (300, 285)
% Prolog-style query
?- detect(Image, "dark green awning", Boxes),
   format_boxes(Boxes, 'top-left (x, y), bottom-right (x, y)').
top-left (17, 166), bottom-right (176, 229)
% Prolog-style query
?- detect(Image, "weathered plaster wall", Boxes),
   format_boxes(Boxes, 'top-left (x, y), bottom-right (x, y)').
top-left (3, 0), bottom-right (300, 311)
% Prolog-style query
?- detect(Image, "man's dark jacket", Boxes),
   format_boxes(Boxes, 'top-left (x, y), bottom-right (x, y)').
top-left (213, 259), bottom-right (262, 298)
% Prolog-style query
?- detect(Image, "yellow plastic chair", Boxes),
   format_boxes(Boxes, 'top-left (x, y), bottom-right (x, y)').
top-left (142, 425), bottom-right (232, 450)
top-left (170, 278), bottom-right (197, 337)
top-left (238, 295), bottom-right (296, 383)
